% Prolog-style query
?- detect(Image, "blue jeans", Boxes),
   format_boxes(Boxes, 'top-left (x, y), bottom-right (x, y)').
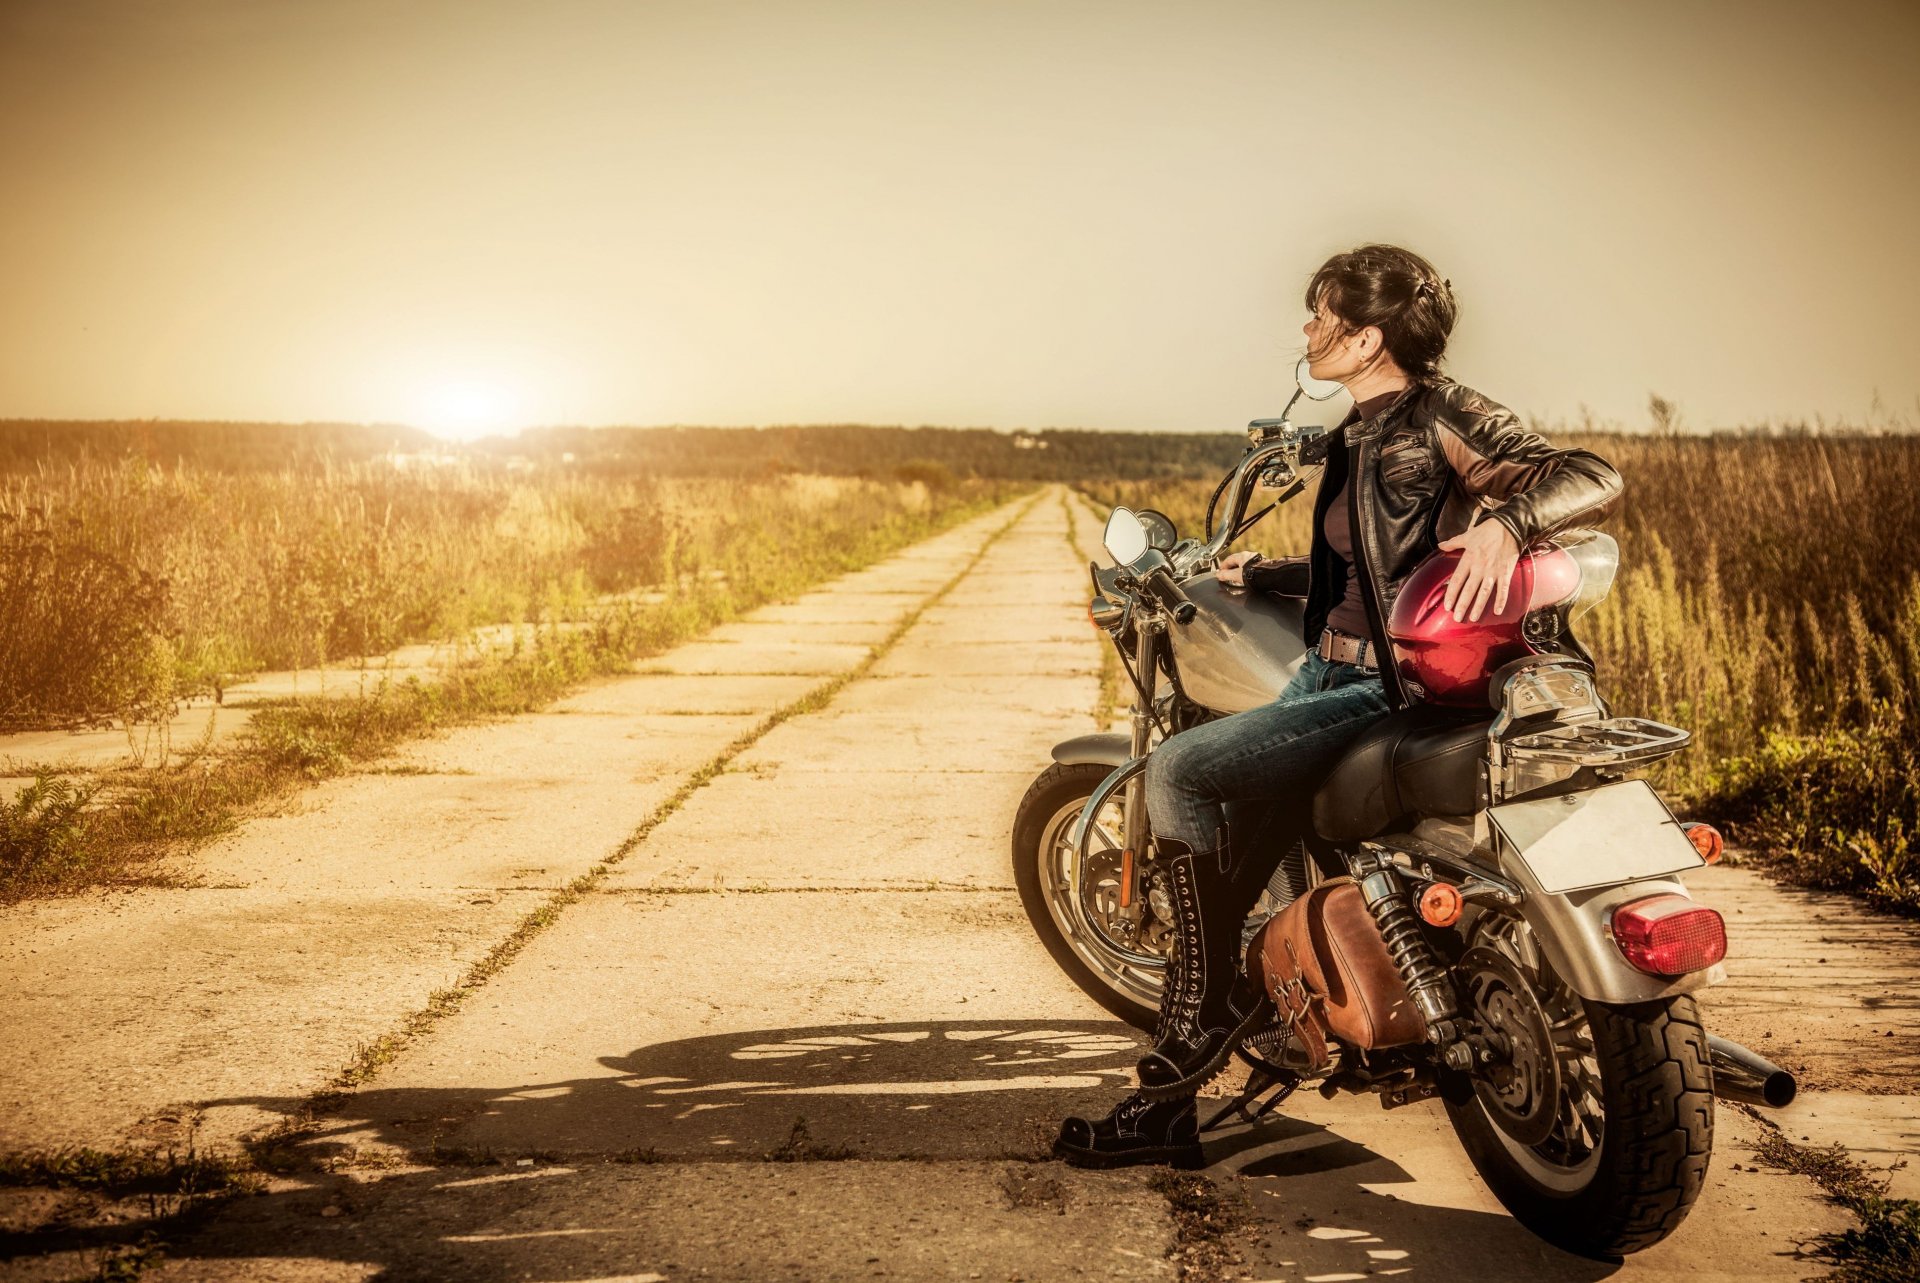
top-left (1143, 652), bottom-right (1392, 885)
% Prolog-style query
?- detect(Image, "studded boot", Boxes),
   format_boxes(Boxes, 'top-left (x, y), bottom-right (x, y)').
top-left (1135, 834), bottom-right (1272, 1099)
top-left (1052, 1090), bottom-right (1203, 1169)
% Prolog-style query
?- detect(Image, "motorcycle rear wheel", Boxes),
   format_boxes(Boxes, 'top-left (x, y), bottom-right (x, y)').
top-left (1011, 762), bottom-right (1163, 1031)
top-left (1444, 921), bottom-right (1714, 1257)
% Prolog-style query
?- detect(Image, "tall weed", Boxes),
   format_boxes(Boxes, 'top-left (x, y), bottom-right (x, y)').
top-left (0, 462), bottom-right (1003, 729)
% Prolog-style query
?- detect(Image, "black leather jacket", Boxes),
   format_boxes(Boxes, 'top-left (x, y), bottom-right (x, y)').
top-left (1246, 380), bottom-right (1624, 709)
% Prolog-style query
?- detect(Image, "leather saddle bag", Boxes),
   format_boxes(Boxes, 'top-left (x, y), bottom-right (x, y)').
top-left (1246, 877), bottom-right (1426, 1070)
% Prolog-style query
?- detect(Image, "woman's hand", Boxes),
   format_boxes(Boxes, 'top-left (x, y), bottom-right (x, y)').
top-left (1216, 550), bottom-right (1261, 587)
top-left (1437, 518), bottom-right (1520, 621)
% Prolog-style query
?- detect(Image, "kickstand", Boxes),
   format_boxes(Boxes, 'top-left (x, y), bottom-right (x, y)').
top-left (1198, 1064), bottom-right (1302, 1134)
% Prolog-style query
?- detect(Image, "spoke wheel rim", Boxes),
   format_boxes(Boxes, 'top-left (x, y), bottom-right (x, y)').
top-left (1035, 796), bottom-right (1167, 1010)
top-left (1472, 914), bottom-right (1606, 1192)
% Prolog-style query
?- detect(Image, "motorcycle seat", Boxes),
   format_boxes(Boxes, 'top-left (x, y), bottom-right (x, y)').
top-left (1312, 706), bottom-right (1491, 842)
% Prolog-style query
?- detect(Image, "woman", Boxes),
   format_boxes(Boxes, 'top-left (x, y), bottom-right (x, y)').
top-left (1054, 243), bottom-right (1624, 1169)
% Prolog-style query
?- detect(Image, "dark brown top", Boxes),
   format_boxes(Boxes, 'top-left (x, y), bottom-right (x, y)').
top-left (1323, 388), bottom-right (1406, 640)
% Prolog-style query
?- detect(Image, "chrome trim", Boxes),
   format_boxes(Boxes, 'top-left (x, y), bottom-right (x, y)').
top-left (1070, 757), bottom-right (1163, 969)
top-left (1200, 439), bottom-right (1295, 562)
top-left (1359, 834), bottom-right (1523, 907)
top-left (1502, 717), bottom-right (1691, 767)
top-left (1708, 1035), bottom-right (1797, 1109)
top-left (1489, 660), bottom-right (1606, 735)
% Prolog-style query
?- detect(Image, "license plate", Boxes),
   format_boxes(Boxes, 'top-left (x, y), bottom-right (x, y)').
top-left (1489, 779), bottom-right (1704, 895)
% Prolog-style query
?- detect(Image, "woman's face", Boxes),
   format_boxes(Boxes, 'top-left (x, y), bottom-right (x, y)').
top-left (1302, 302), bottom-right (1374, 385)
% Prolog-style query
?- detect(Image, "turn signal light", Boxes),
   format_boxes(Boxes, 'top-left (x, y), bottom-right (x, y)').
top-left (1682, 822), bottom-right (1724, 865)
top-left (1418, 881), bottom-right (1463, 928)
top-left (1611, 893), bottom-right (1727, 976)
top-left (1089, 596), bottom-right (1123, 632)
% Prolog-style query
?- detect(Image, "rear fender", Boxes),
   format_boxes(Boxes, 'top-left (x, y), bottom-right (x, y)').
top-left (1506, 869), bottom-right (1726, 1004)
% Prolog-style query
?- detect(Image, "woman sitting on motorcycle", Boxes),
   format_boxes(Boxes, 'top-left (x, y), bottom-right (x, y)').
top-left (1055, 242), bottom-right (1624, 1169)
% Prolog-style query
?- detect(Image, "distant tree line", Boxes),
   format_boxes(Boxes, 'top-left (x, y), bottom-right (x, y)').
top-left (0, 421), bottom-right (435, 472)
top-left (4, 416), bottom-right (1902, 483)
top-left (497, 425), bottom-right (1250, 482)
top-left (0, 420), bottom-right (1251, 481)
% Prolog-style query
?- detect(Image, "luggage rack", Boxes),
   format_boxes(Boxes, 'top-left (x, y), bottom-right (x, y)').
top-left (1500, 716), bottom-right (1690, 767)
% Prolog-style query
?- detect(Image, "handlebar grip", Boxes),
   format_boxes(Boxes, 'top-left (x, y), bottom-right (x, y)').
top-left (1145, 564), bottom-right (1197, 623)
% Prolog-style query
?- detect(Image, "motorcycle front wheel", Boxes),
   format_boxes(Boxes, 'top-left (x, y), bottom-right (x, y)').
top-left (1445, 915), bottom-right (1714, 1258)
top-left (1010, 761), bottom-right (1164, 1031)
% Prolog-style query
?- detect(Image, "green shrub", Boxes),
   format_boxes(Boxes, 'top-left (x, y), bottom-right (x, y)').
top-left (0, 774), bottom-right (100, 894)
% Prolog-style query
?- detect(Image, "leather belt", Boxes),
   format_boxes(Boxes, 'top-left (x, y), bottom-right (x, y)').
top-left (1317, 628), bottom-right (1379, 672)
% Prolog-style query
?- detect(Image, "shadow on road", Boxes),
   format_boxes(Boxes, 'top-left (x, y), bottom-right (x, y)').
top-left (230, 1019), bottom-right (1158, 1168)
top-left (7, 1021), bottom-right (1648, 1281)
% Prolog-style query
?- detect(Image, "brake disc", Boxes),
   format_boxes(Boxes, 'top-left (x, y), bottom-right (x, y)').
top-left (1079, 846), bottom-right (1135, 946)
top-left (1459, 944), bottom-right (1561, 1147)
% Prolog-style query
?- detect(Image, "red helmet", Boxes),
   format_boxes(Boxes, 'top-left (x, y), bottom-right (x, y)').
top-left (1387, 530), bottom-right (1619, 706)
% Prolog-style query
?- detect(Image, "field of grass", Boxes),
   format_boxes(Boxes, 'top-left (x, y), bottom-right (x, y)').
top-left (1095, 432), bottom-right (1920, 912)
top-left (8, 418), bottom-right (1919, 913)
top-left (1, 461), bottom-right (995, 727)
top-left (0, 454), bottom-right (1022, 897)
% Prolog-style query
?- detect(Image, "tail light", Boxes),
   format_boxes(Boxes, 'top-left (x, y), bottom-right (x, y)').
top-left (1682, 822), bottom-right (1724, 865)
top-left (1610, 893), bottom-right (1727, 976)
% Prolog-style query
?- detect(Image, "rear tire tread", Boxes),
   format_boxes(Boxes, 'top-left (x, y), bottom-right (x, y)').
top-left (1448, 993), bottom-right (1713, 1258)
top-left (1586, 998), bottom-right (1714, 1253)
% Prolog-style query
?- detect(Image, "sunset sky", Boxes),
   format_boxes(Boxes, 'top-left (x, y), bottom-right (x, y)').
top-left (2, 0), bottom-right (1916, 437)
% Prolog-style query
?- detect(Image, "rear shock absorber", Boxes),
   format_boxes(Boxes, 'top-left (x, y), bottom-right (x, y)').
top-left (1353, 848), bottom-right (1471, 1069)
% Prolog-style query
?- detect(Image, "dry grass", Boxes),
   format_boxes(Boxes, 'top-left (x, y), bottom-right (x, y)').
top-left (1, 462), bottom-right (995, 728)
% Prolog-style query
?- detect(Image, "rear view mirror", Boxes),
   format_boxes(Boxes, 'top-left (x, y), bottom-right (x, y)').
top-left (1103, 507), bottom-right (1150, 566)
top-left (1295, 357), bottom-right (1347, 402)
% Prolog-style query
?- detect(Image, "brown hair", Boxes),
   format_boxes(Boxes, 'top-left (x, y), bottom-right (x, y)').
top-left (1305, 244), bottom-right (1456, 385)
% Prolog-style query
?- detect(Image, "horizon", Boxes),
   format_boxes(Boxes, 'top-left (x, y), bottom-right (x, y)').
top-left (8, 404), bottom-right (1916, 444)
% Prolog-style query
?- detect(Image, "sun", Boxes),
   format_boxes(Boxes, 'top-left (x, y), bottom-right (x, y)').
top-left (414, 378), bottom-right (522, 442)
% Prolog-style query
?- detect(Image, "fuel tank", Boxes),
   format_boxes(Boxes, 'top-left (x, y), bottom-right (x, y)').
top-left (1166, 574), bottom-right (1310, 714)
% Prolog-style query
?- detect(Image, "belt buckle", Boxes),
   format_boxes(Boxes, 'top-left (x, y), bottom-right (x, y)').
top-left (1322, 629), bottom-right (1376, 673)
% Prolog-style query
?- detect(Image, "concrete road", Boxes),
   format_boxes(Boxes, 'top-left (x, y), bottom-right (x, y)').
top-left (0, 487), bottom-right (1897, 1281)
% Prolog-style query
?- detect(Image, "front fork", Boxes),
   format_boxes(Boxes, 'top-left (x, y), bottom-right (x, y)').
top-left (1116, 620), bottom-right (1161, 925)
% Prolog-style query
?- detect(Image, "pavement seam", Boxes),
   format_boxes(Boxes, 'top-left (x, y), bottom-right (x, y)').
top-left (253, 488), bottom-right (1049, 1148)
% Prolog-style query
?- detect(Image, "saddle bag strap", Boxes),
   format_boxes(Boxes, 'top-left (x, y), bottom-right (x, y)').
top-left (1275, 938), bottom-right (1331, 1069)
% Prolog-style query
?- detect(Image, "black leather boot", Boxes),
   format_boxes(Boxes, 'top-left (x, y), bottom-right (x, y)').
top-left (1136, 835), bottom-right (1273, 1100)
top-left (1053, 1091), bottom-right (1203, 1169)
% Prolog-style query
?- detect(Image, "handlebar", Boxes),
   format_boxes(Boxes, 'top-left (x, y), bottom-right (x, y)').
top-left (1103, 410), bottom-right (1326, 604)
top-left (1115, 552), bottom-right (1199, 624)
top-left (1199, 437), bottom-right (1306, 564)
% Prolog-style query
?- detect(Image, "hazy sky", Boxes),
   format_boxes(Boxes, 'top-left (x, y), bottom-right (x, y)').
top-left (3, 0), bottom-right (1916, 437)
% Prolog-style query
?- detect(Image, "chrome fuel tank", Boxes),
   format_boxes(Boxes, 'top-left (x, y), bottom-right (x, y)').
top-left (1167, 575), bottom-right (1310, 714)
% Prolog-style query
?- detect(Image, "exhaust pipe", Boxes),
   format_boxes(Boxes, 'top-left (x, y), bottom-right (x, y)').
top-left (1708, 1035), bottom-right (1797, 1109)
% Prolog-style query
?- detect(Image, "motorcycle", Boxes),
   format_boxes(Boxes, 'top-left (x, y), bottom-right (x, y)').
top-left (1010, 361), bottom-right (1797, 1258)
